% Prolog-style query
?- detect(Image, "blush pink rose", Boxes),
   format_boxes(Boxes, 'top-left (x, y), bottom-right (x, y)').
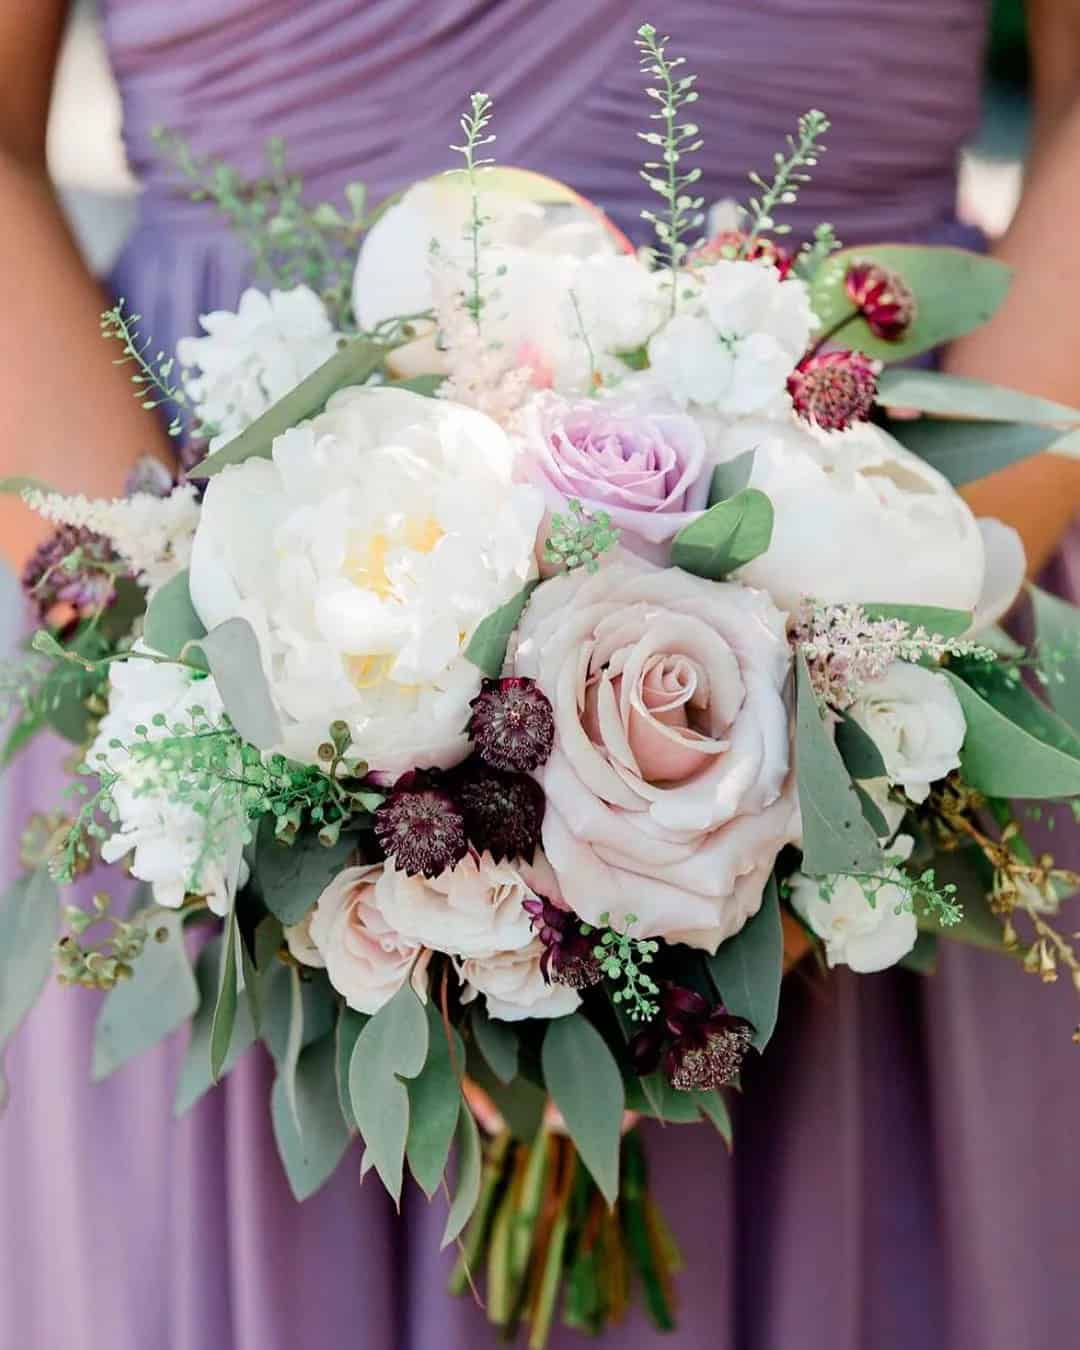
top-left (513, 560), bottom-right (798, 951)
top-left (516, 393), bottom-right (712, 564)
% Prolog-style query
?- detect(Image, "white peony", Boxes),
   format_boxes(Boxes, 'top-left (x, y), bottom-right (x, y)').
top-left (178, 286), bottom-right (341, 449)
top-left (371, 852), bottom-right (538, 959)
top-left (89, 651), bottom-right (248, 916)
top-left (788, 835), bottom-right (919, 973)
top-left (848, 661), bottom-right (966, 803)
top-left (459, 940), bottom-right (581, 1022)
top-left (352, 175), bottom-right (663, 394)
top-left (707, 416), bottom-right (995, 613)
top-left (296, 864), bottom-right (430, 1015)
top-left (647, 260), bottom-right (815, 415)
top-left (188, 386), bottom-right (544, 774)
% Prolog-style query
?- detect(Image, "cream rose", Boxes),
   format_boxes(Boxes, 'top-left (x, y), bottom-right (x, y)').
top-left (513, 560), bottom-right (799, 951)
top-left (188, 386), bottom-right (543, 773)
top-left (300, 864), bottom-right (430, 1014)
top-left (848, 661), bottom-right (966, 803)
top-left (459, 941), bottom-right (581, 1022)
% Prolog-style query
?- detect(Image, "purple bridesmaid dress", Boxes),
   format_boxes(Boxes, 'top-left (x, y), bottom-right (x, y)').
top-left (3, 2), bottom-right (1078, 1347)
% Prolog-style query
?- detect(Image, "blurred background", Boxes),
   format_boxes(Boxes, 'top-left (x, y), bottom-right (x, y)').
top-left (49, 0), bottom-right (1033, 277)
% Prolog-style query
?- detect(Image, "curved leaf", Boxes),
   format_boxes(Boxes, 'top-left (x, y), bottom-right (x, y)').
top-left (254, 819), bottom-right (358, 926)
top-left (406, 1001), bottom-right (464, 1197)
top-left (707, 875), bottom-right (782, 1051)
top-left (861, 603), bottom-right (971, 638)
top-left (174, 935), bottom-right (255, 1116)
top-left (209, 912), bottom-right (240, 1083)
top-left (143, 569), bottom-right (206, 660)
top-left (441, 1103), bottom-right (483, 1249)
top-left (193, 617), bottom-right (282, 749)
top-left (0, 870), bottom-right (58, 1111)
top-left (877, 370), bottom-right (1080, 426)
top-left (470, 1004), bottom-right (519, 1084)
top-left (271, 1033), bottom-right (351, 1200)
top-left (885, 417), bottom-right (1060, 487)
top-left (464, 581), bottom-right (538, 678)
top-left (671, 488), bottom-right (774, 580)
top-left (541, 1014), bottom-right (624, 1206)
top-left (1030, 584), bottom-right (1080, 730)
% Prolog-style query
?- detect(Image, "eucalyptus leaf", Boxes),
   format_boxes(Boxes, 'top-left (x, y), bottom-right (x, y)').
top-left (406, 1001), bottom-right (464, 1197)
top-left (348, 981), bottom-right (429, 1205)
top-left (861, 603), bottom-right (972, 638)
top-left (1030, 584), bottom-right (1080, 730)
top-left (386, 374), bottom-right (446, 397)
top-left (795, 653), bottom-right (884, 876)
top-left (143, 569), bottom-right (207, 660)
top-left (707, 874), bottom-right (782, 1051)
top-left (191, 337), bottom-right (388, 478)
top-left (174, 936), bottom-right (256, 1116)
top-left (254, 819), bottom-right (358, 926)
top-left (466, 1054), bottom-right (546, 1142)
top-left (542, 1014), bottom-right (624, 1206)
top-left (261, 962), bottom-right (336, 1065)
top-left (470, 1004), bottom-right (519, 1084)
top-left (624, 1075), bottom-right (702, 1123)
top-left (0, 870), bottom-right (58, 1111)
top-left (853, 783), bottom-right (891, 838)
top-left (671, 488), bottom-right (774, 580)
top-left (335, 1006), bottom-right (368, 1131)
top-left (209, 913), bottom-right (240, 1083)
top-left (809, 245), bottom-right (1011, 363)
top-left (193, 617), bottom-right (282, 749)
top-left (464, 581), bottom-right (538, 678)
top-left (695, 1089), bottom-right (734, 1147)
top-left (441, 1101), bottom-right (483, 1249)
top-left (92, 907), bottom-right (198, 1081)
top-left (943, 670), bottom-right (1080, 798)
top-left (951, 658), bottom-right (1080, 761)
top-left (877, 370), bottom-right (1080, 426)
top-left (707, 450), bottom-right (756, 505)
top-left (885, 417), bottom-right (1061, 487)
top-left (279, 965), bottom-right (305, 1137)
top-left (834, 713), bottom-right (887, 781)
top-left (271, 1033), bottom-right (351, 1200)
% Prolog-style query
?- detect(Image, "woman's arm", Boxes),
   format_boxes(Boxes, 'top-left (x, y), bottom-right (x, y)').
top-left (0, 2), bottom-right (169, 570)
top-left (947, 0), bottom-right (1080, 572)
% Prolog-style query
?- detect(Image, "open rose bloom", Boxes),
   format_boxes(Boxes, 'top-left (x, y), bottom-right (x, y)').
top-left (10, 36), bottom-right (1080, 1347)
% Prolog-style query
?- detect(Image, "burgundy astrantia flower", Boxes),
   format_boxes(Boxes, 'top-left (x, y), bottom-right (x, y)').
top-left (787, 348), bottom-right (881, 431)
top-left (630, 985), bottom-right (754, 1091)
top-left (373, 772), bottom-right (468, 878)
top-left (522, 895), bottom-right (602, 989)
top-left (690, 229), bottom-right (793, 277)
top-left (451, 758), bottom-right (546, 863)
top-left (467, 677), bottom-right (555, 773)
top-left (21, 525), bottom-right (121, 623)
top-left (843, 260), bottom-right (917, 341)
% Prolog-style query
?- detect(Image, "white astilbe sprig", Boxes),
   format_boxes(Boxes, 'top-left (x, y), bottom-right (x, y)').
top-left (793, 599), bottom-right (993, 709)
top-left (432, 261), bottom-right (531, 427)
top-left (23, 485), bottom-right (200, 595)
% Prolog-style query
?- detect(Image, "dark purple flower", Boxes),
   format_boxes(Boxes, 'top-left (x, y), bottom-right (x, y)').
top-left (373, 772), bottom-right (467, 878)
top-left (522, 895), bottom-right (602, 989)
top-left (630, 985), bottom-right (754, 1091)
top-left (467, 677), bottom-right (555, 773)
top-left (843, 260), bottom-right (917, 341)
top-left (451, 758), bottom-right (545, 863)
top-left (21, 526), bottom-right (121, 623)
top-left (787, 348), bottom-right (880, 431)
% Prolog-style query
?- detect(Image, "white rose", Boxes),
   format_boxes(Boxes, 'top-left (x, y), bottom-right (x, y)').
top-left (788, 835), bottom-right (919, 973)
top-left (459, 941), bottom-right (581, 1022)
top-left (372, 852), bottom-right (539, 959)
top-left (188, 386), bottom-right (544, 774)
top-left (352, 175), bottom-right (662, 394)
top-left (177, 286), bottom-right (341, 448)
top-left (848, 661), bottom-right (966, 803)
top-left (707, 416), bottom-right (992, 613)
top-left (89, 650), bottom-right (248, 916)
top-left (304, 864), bottom-right (430, 1014)
top-left (647, 260), bottom-right (815, 415)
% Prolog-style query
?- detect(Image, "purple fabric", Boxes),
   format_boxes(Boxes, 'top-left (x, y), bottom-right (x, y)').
top-left (4, 2), bottom-right (1080, 1347)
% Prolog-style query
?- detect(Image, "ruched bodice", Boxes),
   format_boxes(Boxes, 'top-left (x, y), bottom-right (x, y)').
top-left (102, 0), bottom-right (987, 243)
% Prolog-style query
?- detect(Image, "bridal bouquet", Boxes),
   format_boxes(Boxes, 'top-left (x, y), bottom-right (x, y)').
top-left (4, 23), bottom-right (1080, 1344)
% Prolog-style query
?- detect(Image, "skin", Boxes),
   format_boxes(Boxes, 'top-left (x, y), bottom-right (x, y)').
top-left (0, 0), bottom-right (1077, 584)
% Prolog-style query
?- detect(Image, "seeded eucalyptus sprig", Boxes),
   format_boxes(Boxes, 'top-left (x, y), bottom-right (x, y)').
top-left (450, 92), bottom-right (497, 329)
top-left (635, 23), bottom-right (705, 310)
top-left (584, 911), bottom-right (660, 1021)
top-left (739, 109), bottom-right (830, 258)
top-left (544, 498), bottom-right (620, 574)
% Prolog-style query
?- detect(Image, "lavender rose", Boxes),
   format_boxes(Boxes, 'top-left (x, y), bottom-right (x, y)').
top-left (515, 393), bottom-right (712, 563)
top-left (513, 560), bottom-right (799, 951)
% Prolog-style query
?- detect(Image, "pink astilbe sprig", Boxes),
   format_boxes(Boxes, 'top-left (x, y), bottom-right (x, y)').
top-left (792, 599), bottom-right (991, 710)
top-left (431, 262), bottom-right (532, 426)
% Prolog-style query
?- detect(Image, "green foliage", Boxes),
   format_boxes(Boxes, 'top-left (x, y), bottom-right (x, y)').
top-left (544, 499), bottom-right (620, 574)
top-left (810, 244), bottom-right (1012, 363)
top-left (91, 907), bottom-right (199, 1081)
top-left (541, 1014), bottom-right (625, 1206)
top-left (944, 669), bottom-right (1080, 797)
top-left (271, 1032), bottom-right (351, 1200)
top-left (254, 818), bottom-right (360, 926)
top-left (953, 656), bottom-right (1080, 761)
top-left (670, 488), bottom-right (774, 580)
top-left (193, 618), bottom-right (282, 749)
top-left (335, 1005), bottom-right (368, 1130)
top-left (348, 980), bottom-right (430, 1205)
top-left (406, 1000), bottom-right (464, 1197)
top-left (450, 92), bottom-right (496, 327)
top-left (584, 912), bottom-right (659, 1022)
top-left (860, 603), bottom-right (972, 638)
top-left (464, 580), bottom-right (538, 678)
top-left (877, 369), bottom-right (1080, 426)
top-left (834, 712), bottom-right (888, 781)
top-left (635, 23), bottom-right (704, 303)
top-left (1030, 584), bottom-right (1080, 729)
top-left (143, 569), bottom-right (207, 661)
top-left (54, 887), bottom-right (154, 990)
top-left (739, 110), bottom-right (830, 254)
top-left (209, 912), bottom-right (240, 1082)
top-left (707, 450), bottom-right (756, 505)
top-left (887, 416), bottom-right (1063, 486)
top-left (707, 874), bottom-right (783, 1051)
top-left (0, 869), bottom-right (58, 1111)
top-left (442, 1104), bottom-right (483, 1249)
top-left (101, 299), bottom-right (188, 438)
top-left (795, 652), bottom-right (884, 875)
top-left (175, 934), bottom-right (257, 1115)
top-left (818, 865), bottom-right (962, 928)
top-left (470, 1003), bottom-right (519, 1084)
top-left (794, 222), bottom-right (841, 281)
